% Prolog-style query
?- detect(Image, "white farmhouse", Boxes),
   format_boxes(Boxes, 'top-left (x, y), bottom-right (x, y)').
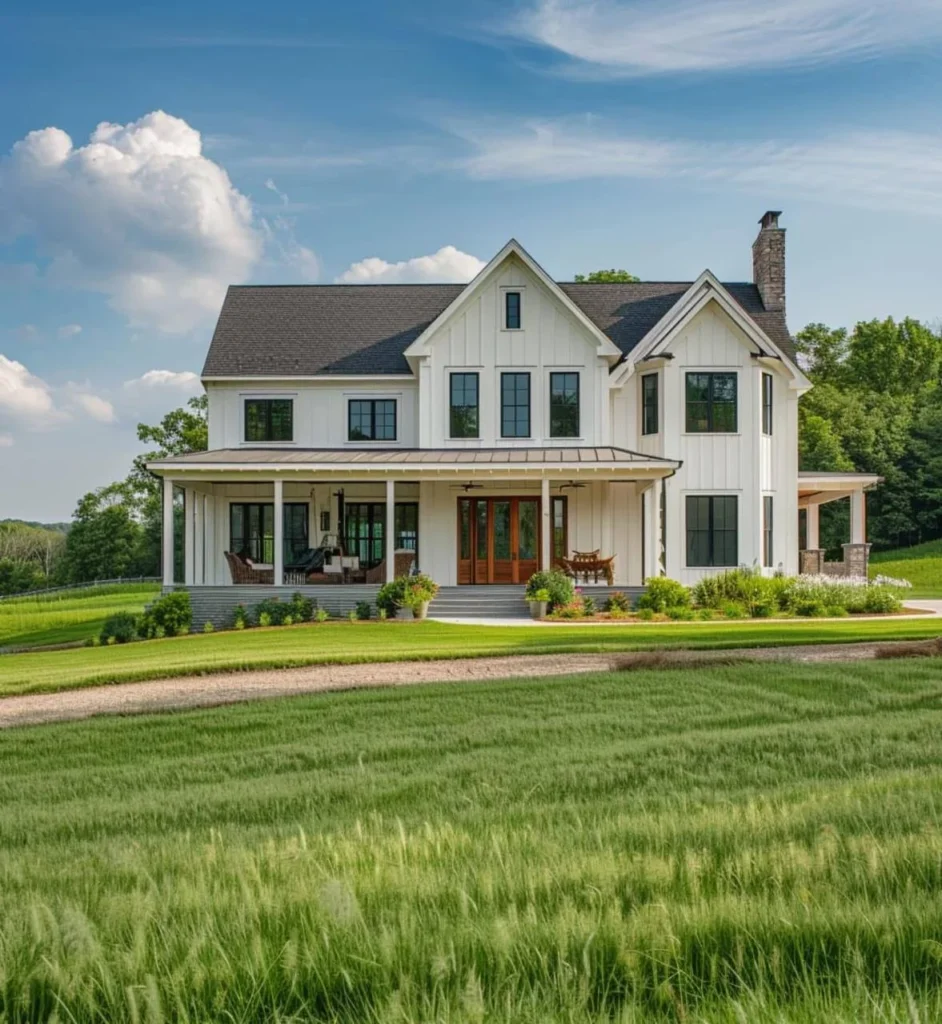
top-left (149, 212), bottom-right (878, 621)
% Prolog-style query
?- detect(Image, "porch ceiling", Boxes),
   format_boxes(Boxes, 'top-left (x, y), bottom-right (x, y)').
top-left (147, 446), bottom-right (681, 482)
top-left (798, 471), bottom-right (882, 507)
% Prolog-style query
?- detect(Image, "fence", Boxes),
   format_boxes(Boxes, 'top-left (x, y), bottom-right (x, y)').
top-left (0, 577), bottom-right (161, 601)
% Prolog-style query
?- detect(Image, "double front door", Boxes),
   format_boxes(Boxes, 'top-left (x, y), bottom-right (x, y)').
top-left (458, 497), bottom-right (541, 584)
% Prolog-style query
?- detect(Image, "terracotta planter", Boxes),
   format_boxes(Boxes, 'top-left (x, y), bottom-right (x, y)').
top-left (529, 600), bottom-right (548, 620)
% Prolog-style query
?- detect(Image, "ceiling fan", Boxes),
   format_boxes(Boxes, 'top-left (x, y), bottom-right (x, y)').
top-left (450, 482), bottom-right (485, 492)
top-left (559, 480), bottom-right (586, 491)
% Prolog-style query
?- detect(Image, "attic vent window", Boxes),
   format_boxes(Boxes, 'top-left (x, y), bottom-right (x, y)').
top-left (505, 291), bottom-right (521, 330)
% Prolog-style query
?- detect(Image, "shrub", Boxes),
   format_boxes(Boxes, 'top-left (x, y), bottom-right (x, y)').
top-left (282, 615), bottom-right (293, 627)
top-left (721, 602), bottom-right (748, 619)
top-left (604, 591), bottom-right (632, 613)
top-left (258, 612), bottom-right (272, 627)
top-left (348, 609), bottom-right (357, 622)
top-left (139, 592), bottom-right (192, 638)
top-left (289, 592), bottom-right (315, 622)
top-left (254, 597), bottom-right (288, 626)
top-left (100, 611), bottom-right (138, 645)
top-left (692, 567), bottom-right (780, 617)
top-left (793, 598), bottom-right (826, 618)
top-left (376, 577), bottom-right (408, 615)
top-left (825, 605), bottom-right (849, 618)
top-left (314, 607), bottom-right (330, 623)
top-left (695, 608), bottom-right (718, 621)
top-left (666, 605), bottom-right (695, 620)
top-left (232, 604), bottom-right (249, 630)
top-left (524, 570), bottom-right (574, 610)
top-left (636, 607), bottom-right (655, 621)
top-left (378, 608), bottom-right (388, 621)
top-left (638, 577), bottom-right (690, 613)
top-left (378, 574), bottom-right (438, 613)
top-left (202, 621), bottom-right (215, 633)
top-left (551, 600), bottom-right (586, 619)
top-left (863, 587), bottom-right (902, 614)
top-left (529, 588), bottom-right (551, 604)
top-left (355, 601), bottom-right (372, 621)
top-left (581, 594), bottom-right (597, 616)
top-left (84, 636), bottom-right (101, 647)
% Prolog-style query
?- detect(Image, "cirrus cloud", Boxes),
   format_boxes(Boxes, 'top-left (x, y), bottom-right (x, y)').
top-left (336, 245), bottom-right (485, 284)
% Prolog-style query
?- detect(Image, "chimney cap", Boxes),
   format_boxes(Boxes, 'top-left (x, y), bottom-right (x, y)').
top-left (759, 210), bottom-right (783, 229)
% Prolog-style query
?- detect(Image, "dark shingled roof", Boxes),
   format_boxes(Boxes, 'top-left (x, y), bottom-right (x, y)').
top-left (201, 281), bottom-right (793, 378)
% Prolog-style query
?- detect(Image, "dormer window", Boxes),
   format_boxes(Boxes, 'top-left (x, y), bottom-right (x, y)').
top-left (505, 291), bottom-right (522, 330)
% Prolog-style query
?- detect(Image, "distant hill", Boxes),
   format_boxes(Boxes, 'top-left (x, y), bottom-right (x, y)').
top-left (0, 519), bottom-right (70, 534)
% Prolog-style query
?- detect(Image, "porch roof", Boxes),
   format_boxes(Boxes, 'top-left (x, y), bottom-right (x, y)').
top-left (798, 470), bottom-right (882, 506)
top-left (147, 445), bottom-right (681, 479)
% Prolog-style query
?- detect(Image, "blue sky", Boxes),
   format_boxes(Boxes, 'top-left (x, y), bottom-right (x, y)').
top-left (2, 0), bottom-right (941, 520)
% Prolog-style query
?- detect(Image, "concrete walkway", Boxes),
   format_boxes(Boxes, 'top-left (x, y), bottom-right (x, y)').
top-left (1, 638), bottom-right (939, 730)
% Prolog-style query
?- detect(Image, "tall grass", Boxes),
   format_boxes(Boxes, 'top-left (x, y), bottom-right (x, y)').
top-left (0, 659), bottom-right (940, 1020)
top-left (0, 583), bottom-right (160, 648)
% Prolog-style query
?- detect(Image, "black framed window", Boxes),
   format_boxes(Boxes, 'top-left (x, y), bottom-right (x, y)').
top-left (505, 291), bottom-right (521, 330)
top-left (501, 372), bottom-right (530, 437)
top-left (230, 502), bottom-right (308, 564)
top-left (549, 372), bottom-right (580, 438)
top-left (685, 373), bottom-right (737, 433)
top-left (552, 496), bottom-right (568, 562)
top-left (244, 399), bottom-right (293, 442)
top-left (763, 495), bottom-right (774, 568)
top-left (686, 495), bottom-right (738, 567)
top-left (642, 373), bottom-right (659, 435)
top-left (762, 372), bottom-right (773, 435)
top-left (342, 502), bottom-right (418, 569)
top-left (449, 372), bottom-right (479, 439)
top-left (348, 399), bottom-right (396, 441)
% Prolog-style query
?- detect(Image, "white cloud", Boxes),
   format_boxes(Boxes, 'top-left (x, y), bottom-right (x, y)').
top-left (0, 433), bottom-right (12, 448)
top-left (0, 354), bottom-right (57, 423)
top-left (71, 392), bottom-right (116, 423)
top-left (264, 178), bottom-right (290, 206)
top-left (336, 245), bottom-right (486, 284)
top-left (124, 369), bottom-right (201, 391)
top-left (448, 117), bottom-right (942, 216)
top-left (0, 111), bottom-right (264, 333)
top-left (508, 0), bottom-right (942, 76)
top-left (57, 323), bottom-right (82, 339)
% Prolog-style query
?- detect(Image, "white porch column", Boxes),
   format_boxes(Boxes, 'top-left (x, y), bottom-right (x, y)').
top-left (203, 492), bottom-right (215, 585)
top-left (806, 503), bottom-right (820, 550)
top-left (386, 478), bottom-right (396, 583)
top-left (646, 482), bottom-right (664, 579)
top-left (183, 488), bottom-right (195, 586)
top-left (273, 477), bottom-right (284, 587)
top-left (850, 490), bottom-right (866, 545)
top-left (162, 477), bottom-right (175, 587)
top-left (541, 476), bottom-right (551, 570)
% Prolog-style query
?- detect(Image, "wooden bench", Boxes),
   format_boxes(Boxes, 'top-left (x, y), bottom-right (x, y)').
top-left (558, 550), bottom-right (615, 586)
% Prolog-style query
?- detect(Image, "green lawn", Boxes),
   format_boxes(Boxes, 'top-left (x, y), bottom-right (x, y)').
top-left (872, 540), bottom-right (942, 597)
top-left (0, 583), bottom-right (160, 649)
top-left (1, 659), bottom-right (942, 1021)
top-left (1, 614), bottom-right (942, 696)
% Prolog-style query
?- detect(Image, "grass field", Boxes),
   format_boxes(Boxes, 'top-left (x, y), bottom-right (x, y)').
top-left (872, 540), bottom-right (942, 597)
top-left (0, 583), bottom-right (160, 649)
top-left (1, 659), bottom-right (941, 1021)
top-left (1, 614), bottom-right (942, 696)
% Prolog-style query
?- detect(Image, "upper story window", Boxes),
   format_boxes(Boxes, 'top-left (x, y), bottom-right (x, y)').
top-left (549, 372), bottom-right (580, 438)
top-left (348, 399), bottom-right (396, 442)
top-left (685, 372), bottom-right (737, 433)
top-left (504, 291), bottom-right (522, 330)
top-left (501, 372), bottom-right (530, 438)
top-left (641, 373), bottom-right (659, 435)
top-left (449, 372), bottom-right (479, 439)
top-left (762, 372), bottom-right (773, 435)
top-left (244, 398), bottom-right (293, 442)
top-left (686, 495), bottom-right (738, 567)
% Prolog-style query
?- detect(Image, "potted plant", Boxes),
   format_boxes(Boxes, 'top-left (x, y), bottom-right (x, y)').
top-left (527, 587), bottom-right (551, 619)
top-left (402, 573), bottom-right (439, 620)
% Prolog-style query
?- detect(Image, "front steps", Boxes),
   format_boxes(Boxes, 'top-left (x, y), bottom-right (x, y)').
top-left (428, 585), bottom-right (647, 620)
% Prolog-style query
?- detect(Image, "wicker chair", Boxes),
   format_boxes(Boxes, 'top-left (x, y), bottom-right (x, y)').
top-left (364, 550), bottom-right (416, 584)
top-left (225, 551), bottom-right (274, 585)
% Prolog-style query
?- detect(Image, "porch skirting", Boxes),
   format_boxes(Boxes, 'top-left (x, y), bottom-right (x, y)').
top-left (167, 585), bottom-right (380, 630)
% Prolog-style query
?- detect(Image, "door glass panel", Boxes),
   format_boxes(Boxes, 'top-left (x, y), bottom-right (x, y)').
top-left (476, 501), bottom-right (488, 560)
top-left (459, 501), bottom-right (471, 560)
top-left (518, 501), bottom-right (537, 560)
top-left (493, 502), bottom-right (511, 559)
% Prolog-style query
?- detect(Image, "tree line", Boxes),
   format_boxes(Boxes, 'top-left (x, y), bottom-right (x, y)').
top-left (2, 313), bottom-right (940, 595)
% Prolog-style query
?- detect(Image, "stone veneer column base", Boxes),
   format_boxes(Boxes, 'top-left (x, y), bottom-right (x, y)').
top-left (842, 543), bottom-right (872, 579)
top-left (799, 549), bottom-right (825, 575)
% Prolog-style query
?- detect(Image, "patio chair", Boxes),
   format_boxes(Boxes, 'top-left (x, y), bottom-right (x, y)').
top-left (224, 551), bottom-right (274, 585)
top-left (364, 550), bottom-right (416, 584)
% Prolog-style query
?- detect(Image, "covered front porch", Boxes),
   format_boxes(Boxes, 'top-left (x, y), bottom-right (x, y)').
top-left (798, 471), bottom-right (882, 576)
top-left (148, 446), bottom-right (682, 592)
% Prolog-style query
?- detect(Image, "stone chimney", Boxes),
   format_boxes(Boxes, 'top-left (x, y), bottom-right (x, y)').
top-left (752, 210), bottom-right (785, 312)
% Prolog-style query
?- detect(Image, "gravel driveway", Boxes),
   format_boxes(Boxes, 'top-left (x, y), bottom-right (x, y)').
top-left (1, 639), bottom-right (937, 729)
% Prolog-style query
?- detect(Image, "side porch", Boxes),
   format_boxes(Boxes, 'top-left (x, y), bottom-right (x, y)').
top-left (798, 471), bottom-right (883, 577)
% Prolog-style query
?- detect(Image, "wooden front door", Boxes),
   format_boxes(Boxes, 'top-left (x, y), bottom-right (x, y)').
top-left (458, 497), bottom-right (541, 584)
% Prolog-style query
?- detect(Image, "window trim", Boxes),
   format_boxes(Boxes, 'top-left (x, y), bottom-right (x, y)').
top-left (685, 494), bottom-right (739, 568)
top-left (684, 371), bottom-right (739, 434)
top-left (548, 371), bottom-right (580, 439)
top-left (641, 372), bottom-right (659, 436)
top-left (763, 494), bottom-right (774, 568)
top-left (762, 372), bottom-right (773, 436)
top-left (242, 396), bottom-right (295, 444)
top-left (449, 371), bottom-right (480, 439)
top-left (500, 371), bottom-right (531, 439)
top-left (346, 397), bottom-right (398, 443)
